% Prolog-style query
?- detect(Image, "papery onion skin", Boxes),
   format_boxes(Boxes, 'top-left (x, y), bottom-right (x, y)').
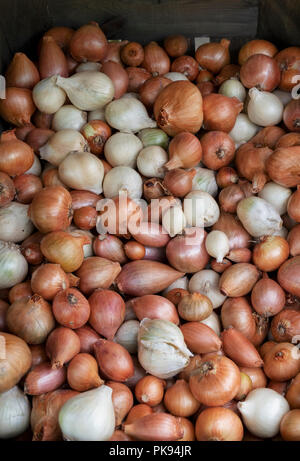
top-left (14, 174), bottom-right (43, 204)
top-left (278, 257), bottom-right (300, 297)
top-left (143, 42), bottom-right (171, 77)
top-left (219, 263), bottom-right (260, 297)
top-left (24, 363), bottom-right (67, 396)
top-left (129, 295), bottom-right (179, 325)
top-left (0, 130), bottom-right (34, 176)
top-left (195, 407), bottom-right (244, 441)
top-left (288, 224), bottom-right (300, 256)
top-left (235, 142), bottom-right (273, 193)
top-left (286, 373), bottom-right (300, 409)
top-left (6, 52), bottom-right (40, 89)
top-left (275, 46), bottom-right (300, 91)
top-left (93, 235), bottom-right (127, 264)
top-left (0, 87), bottom-right (36, 127)
top-left (201, 131), bottom-right (235, 171)
top-left (239, 367), bottom-right (267, 390)
top-left (164, 379), bottom-right (200, 417)
top-left (46, 327), bottom-right (80, 369)
top-left (75, 326), bottom-right (100, 354)
top-left (121, 42), bottom-right (144, 67)
top-left (102, 61), bottom-right (129, 100)
top-left (89, 289), bottom-right (125, 340)
top-left (140, 76), bottom-right (171, 110)
top-left (180, 322), bottom-right (222, 355)
top-left (67, 353), bottom-right (103, 392)
top-left (240, 54), bottom-right (280, 91)
top-left (189, 355), bottom-right (241, 406)
top-left (166, 228), bottom-right (209, 273)
top-left (287, 188), bottom-right (300, 222)
top-left (154, 81), bottom-right (203, 136)
top-left (171, 56), bottom-right (199, 81)
top-left (29, 186), bottom-right (73, 234)
top-left (44, 26), bottom-right (75, 51)
top-left (212, 212), bottom-right (251, 250)
top-left (221, 297), bottom-right (256, 340)
top-left (164, 35), bottom-right (188, 58)
top-left (31, 389), bottom-right (79, 442)
top-left (253, 236), bottom-right (289, 272)
top-left (0, 332), bottom-right (32, 393)
top-left (94, 339), bottom-right (134, 382)
top-left (266, 146), bottom-right (300, 187)
top-left (52, 288), bottom-right (90, 329)
top-left (70, 22), bottom-right (108, 63)
top-left (216, 168), bottom-right (240, 189)
top-left (117, 260), bottom-right (184, 296)
top-left (280, 409), bottom-right (300, 441)
top-left (0, 173), bottom-right (15, 207)
top-left (195, 39), bottom-right (230, 74)
top-left (238, 39), bottom-right (278, 66)
top-left (39, 36), bottom-right (68, 79)
top-left (271, 309), bottom-right (300, 343)
top-left (31, 264), bottom-right (69, 301)
top-left (126, 67), bottom-right (151, 92)
top-left (76, 257), bottom-right (121, 295)
top-left (221, 328), bottom-right (264, 368)
top-left (251, 276), bottom-right (286, 317)
top-left (40, 231), bottom-right (86, 273)
top-left (166, 132), bottom-right (202, 170)
top-left (203, 94), bottom-right (243, 133)
top-left (123, 413), bottom-right (183, 441)
top-left (6, 294), bottom-right (55, 345)
top-left (263, 342), bottom-right (300, 382)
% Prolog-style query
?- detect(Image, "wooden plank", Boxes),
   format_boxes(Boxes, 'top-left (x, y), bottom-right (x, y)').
top-left (258, 0), bottom-right (300, 47)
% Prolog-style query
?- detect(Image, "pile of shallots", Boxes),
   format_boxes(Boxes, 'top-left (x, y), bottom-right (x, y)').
top-left (0, 23), bottom-right (299, 442)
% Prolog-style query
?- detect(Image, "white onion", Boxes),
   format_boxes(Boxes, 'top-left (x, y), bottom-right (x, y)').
top-left (32, 76), bottom-right (66, 114)
top-left (201, 311), bottom-right (221, 336)
top-left (273, 227), bottom-right (288, 239)
top-left (115, 320), bottom-right (139, 354)
top-left (184, 191), bottom-right (220, 227)
top-left (59, 151), bottom-right (104, 194)
top-left (0, 386), bottom-right (31, 439)
top-left (164, 72), bottom-right (189, 81)
top-left (137, 146), bottom-right (168, 178)
top-left (88, 108), bottom-right (107, 122)
top-left (39, 130), bottom-right (89, 167)
top-left (138, 319), bottom-right (192, 379)
top-left (59, 386), bottom-right (115, 441)
top-left (104, 132), bottom-right (143, 168)
top-left (121, 92), bottom-right (140, 99)
top-left (76, 62), bottom-right (102, 73)
top-left (258, 182), bottom-right (292, 215)
top-left (189, 270), bottom-right (227, 309)
top-left (56, 72), bottom-right (115, 111)
top-left (25, 154), bottom-right (42, 176)
top-left (103, 166), bottom-right (143, 199)
top-left (0, 241), bottom-right (28, 289)
top-left (0, 203), bottom-right (34, 243)
top-left (237, 388), bottom-right (290, 438)
top-left (247, 88), bottom-right (283, 126)
top-left (229, 113), bottom-right (259, 147)
top-left (205, 230), bottom-right (230, 263)
top-left (162, 276), bottom-right (189, 296)
top-left (219, 78), bottom-right (247, 102)
top-left (52, 105), bottom-right (87, 132)
top-left (237, 196), bottom-right (283, 238)
top-left (162, 206), bottom-right (186, 237)
top-left (273, 89), bottom-right (292, 106)
top-left (105, 98), bottom-right (157, 133)
top-left (191, 167), bottom-right (218, 197)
